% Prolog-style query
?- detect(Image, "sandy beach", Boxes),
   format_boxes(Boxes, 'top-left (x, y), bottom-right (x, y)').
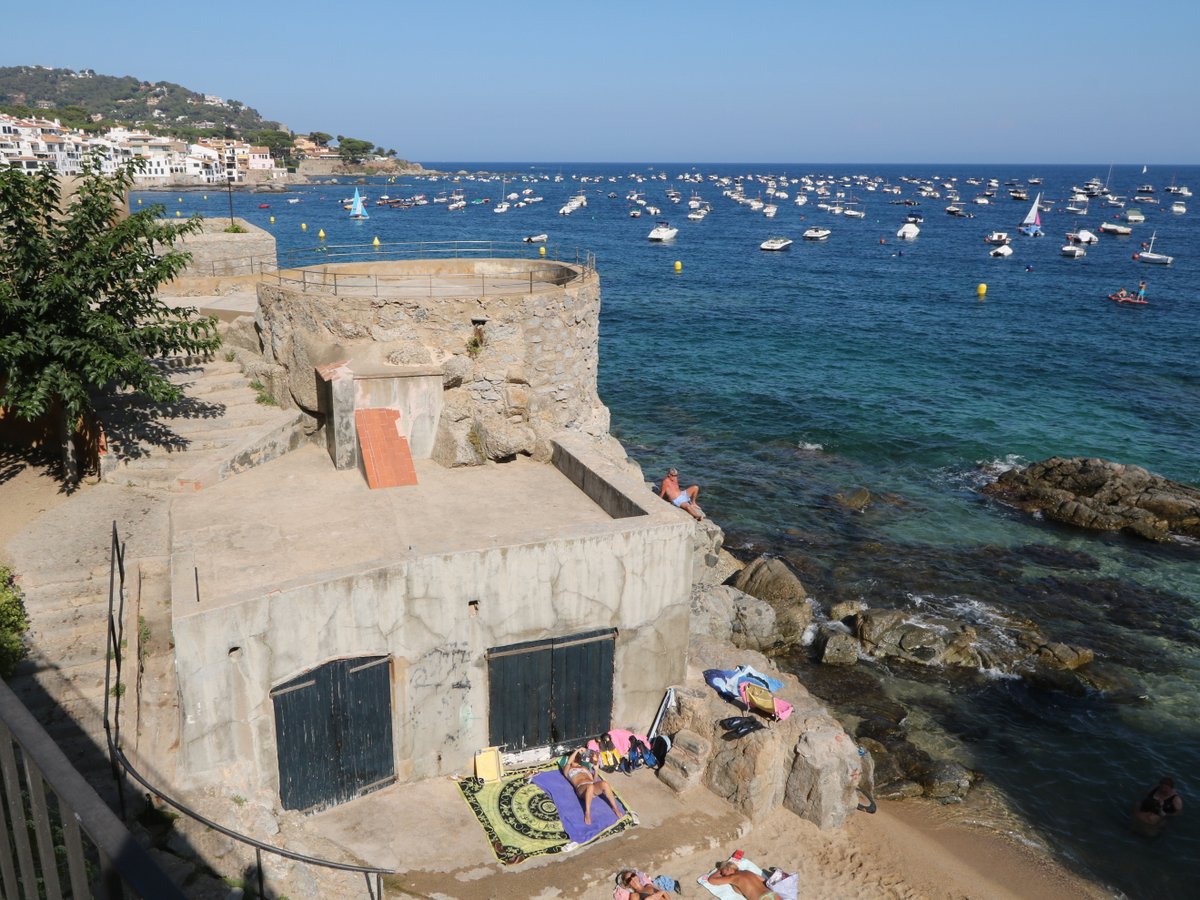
top-left (0, 449), bottom-right (1118, 898)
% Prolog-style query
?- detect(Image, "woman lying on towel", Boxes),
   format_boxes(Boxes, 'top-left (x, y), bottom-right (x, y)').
top-left (561, 747), bottom-right (624, 825)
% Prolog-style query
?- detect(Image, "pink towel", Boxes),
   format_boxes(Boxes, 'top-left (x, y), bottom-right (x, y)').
top-left (586, 728), bottom-right (648, 757)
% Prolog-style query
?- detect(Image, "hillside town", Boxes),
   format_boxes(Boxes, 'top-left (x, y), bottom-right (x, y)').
top-left (0, 110), bottom-right (340, 184)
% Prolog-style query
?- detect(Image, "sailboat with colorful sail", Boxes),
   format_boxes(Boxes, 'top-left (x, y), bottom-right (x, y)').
top-left (348, 187), bottom-right (369, 219)
top-left (1018, 192), bottom-right (1043, 237)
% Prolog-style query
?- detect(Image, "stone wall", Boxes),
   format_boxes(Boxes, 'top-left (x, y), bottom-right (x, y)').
top-left (255, 260), bottom-right (607, 463)
top-left (174, 218), bottom-right (277, 277)
top-left (170, 515), bottom-right (694, 799)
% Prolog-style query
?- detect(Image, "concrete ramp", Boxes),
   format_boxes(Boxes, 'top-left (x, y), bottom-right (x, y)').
top-left (355, 408), bottom-right (418, 489)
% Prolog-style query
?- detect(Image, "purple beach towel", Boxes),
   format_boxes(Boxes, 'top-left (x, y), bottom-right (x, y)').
top-left (530, 768), bottom-right (628, 844)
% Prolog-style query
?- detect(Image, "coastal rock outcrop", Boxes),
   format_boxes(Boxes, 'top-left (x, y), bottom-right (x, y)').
top-left (730, 556), bottom-right (813, 646)
top-left (982, 456), bottom-right (1200, 542)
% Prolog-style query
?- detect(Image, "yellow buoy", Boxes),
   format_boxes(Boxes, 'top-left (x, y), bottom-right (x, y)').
top-left (301, 223), bottom-right (307, 231)
top-left (175, 210), bottom-right (181, 217)
top-left (269, 215), bottom-right (275, 224)
top-left (538, 245), bottom-right (546, 257)
top-left (203, 195), bottom-right (208, 201)
top-left (976, 283), bottom-right (987, 297)
top-left (177, 197), bottom-right (182, 203)
top-left (373, 236), bottom-right (380, 247)
top-left (318, 229), bottom-right (326, 240)
top-left (674, 260), bottom-right (683, 272)
top-left (137, 198), bottom-right (142, 205)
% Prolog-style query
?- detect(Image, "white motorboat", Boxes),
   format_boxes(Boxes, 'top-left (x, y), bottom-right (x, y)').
top-left (896, 223), bottom-right (920, 240)
top-left (763, 204), bottom-right (778, 218)
top-left (522, 233), bottom-right (548, 243)
top-left (989, 244), bottom-right (1014, 258)
top-left (984, 231), bottom-right (1011, 245)
top-left (1066, 229), bottom-right (1099, 244)
top-left (1136, 231), bottom-right (1173, 265)
top-left (629, 208), bottom-right (642, 218)
top-left (1099, 221), bottom-right (1132, 235)
top-left (1124, 207), bottom-right (1145, 223)
top-left (493, 201), bottom-right (510, 214)
top-left (1061, 244), bottom-right (1086, 258)
top-left (647, 221), bottom-right (678, 241)
top-left (802, 227), bottom-right (831, 241)
top-left (760, 237), bottom-right (794, 251)
top-left (1171, 200), bottom-right (1186, 214)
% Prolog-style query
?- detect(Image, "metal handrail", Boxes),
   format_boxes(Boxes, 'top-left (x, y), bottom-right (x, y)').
top-left (0, 680), bottom-right (186, 899)
top-left (103, 523), bottom-right (395, 899)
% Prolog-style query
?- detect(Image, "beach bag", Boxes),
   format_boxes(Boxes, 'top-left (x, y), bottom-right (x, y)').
top-left (598, 733), bottom-right (621, 772)
top-left (653, 874), bottom-right (679, 893)
top-left (628, 737), bottom-right (657, 769)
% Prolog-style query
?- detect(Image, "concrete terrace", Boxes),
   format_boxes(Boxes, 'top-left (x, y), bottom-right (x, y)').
top-left (169, 442), bottom-right (682, 611)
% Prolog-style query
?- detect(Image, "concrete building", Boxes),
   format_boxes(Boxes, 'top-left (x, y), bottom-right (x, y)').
top-left (166, 252), bottom-right (696, 813)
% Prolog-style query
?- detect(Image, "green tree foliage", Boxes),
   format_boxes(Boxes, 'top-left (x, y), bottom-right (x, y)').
top-left (309, 131), bottom-right (332, 147)
top-left (0, 152), bottom-right (220, 479)
top-left (249, 129), bottom-right (294, 163)
top-left (337, 137), bottom-right (374, 164)
top-left (0, 566), bottom-right (29, 679)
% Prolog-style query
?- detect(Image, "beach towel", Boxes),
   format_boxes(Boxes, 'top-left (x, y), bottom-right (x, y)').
top-left (456, 763), bottom-right (570, 865)
top-left (698, 858), bottom-right (798, 900)
top-left (704, 665), bottom-right (783, 702)
top-left (530, 767), bottom-right (636, 845)
top-left (586, 728), bottom-right (648, 758)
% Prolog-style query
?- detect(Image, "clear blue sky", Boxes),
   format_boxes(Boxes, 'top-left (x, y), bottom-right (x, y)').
top-left (7, 0), bottom-right (1198, 164)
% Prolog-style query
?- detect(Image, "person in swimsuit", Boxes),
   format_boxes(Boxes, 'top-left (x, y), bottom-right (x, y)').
top-left (1137, 280), bottom-right (1147, 302)
top-left (617, 869), bottom-right (674, 899)
top-left (659, 467), bottom-right (704, 521)
top-left (1133, 776), bottom-right (1183, 834)
top-left (702, 861), bottom-right (776, 899)
top-left (561, 747), bottom-right (624, 825)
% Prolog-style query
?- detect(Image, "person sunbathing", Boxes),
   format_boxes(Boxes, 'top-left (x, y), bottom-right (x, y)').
top-left (561, 747), bottom-right (624, 825)
top-left (702, 861), bottom-right (775, 899)
top-left (617, 869), bottom-right (675, 899)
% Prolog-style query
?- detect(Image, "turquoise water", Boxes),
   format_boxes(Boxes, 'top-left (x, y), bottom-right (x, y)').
top-left (140, 163), bottom-right (1199, 896)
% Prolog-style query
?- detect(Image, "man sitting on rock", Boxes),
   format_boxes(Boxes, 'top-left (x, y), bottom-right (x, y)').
top-left (660, 467), bottom-right (704, 521)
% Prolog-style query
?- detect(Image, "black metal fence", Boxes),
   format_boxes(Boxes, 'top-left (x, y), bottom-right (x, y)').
top-left (103, 523), bottom-right (394, 898)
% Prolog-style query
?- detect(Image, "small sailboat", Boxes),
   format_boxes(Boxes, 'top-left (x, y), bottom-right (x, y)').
top-left (1136, 231), bottom-right (1173, 265)
top-left (1018, 193), bottom-right (1043, 236)
top-left (348, 187), bottom-right (369, 219)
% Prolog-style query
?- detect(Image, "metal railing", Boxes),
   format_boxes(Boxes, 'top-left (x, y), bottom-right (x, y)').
top-left (0, 676), bottom-right (185, 898)
top-left (197, 241), bottom-right (597, 296)
top-left (103, 524), bottom-right (395, 899)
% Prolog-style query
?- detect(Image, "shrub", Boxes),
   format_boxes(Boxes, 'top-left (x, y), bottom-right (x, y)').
top-left (0, 567), bottom-right (29, 678)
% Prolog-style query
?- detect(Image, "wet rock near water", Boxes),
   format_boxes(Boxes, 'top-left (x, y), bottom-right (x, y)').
top-left (983, 456), bottom-right (1200, 542)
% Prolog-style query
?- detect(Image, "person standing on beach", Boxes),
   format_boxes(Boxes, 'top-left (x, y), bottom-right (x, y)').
top-left (659, 467), bottom-right (704, 520)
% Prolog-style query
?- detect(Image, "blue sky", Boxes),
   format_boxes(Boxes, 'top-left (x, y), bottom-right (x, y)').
top-left (6, 0), bottom-right (1198, 164)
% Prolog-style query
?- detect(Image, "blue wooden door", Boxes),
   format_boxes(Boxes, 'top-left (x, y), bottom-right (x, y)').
top-left (271, 655), bottom-right (395, 811)
top-left (487, 629), bottom-right (615, 751)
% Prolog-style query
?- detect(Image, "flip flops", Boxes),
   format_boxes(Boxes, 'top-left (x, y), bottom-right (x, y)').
top-left (719, 716), bottom-right (765, 739)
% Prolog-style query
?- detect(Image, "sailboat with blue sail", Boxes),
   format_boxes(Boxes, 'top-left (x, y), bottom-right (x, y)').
top-left (348, 187), bottom-right (369, 219)
top-left (1018, 192), bottom-right (1043, 236)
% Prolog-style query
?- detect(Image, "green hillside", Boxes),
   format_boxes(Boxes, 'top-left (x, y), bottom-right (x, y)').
top-left (0, 65), bottom-right (283, 141)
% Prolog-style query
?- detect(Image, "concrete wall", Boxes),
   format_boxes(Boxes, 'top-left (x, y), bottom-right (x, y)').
top-left (171, 517), bottom-right (693, 799)
top-left (353, 370), bottom-right (443, 459)
top-left (175, 218), bottom-right (277, 277)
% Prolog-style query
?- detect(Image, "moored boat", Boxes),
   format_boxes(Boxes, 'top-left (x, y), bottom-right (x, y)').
top-left (1135, 231), bottom-right (1173, 265)
top-left (1099, 221), bottom-right (1132, 235)
top-left (760, 236), bottom-right (793, 251)
top-left (989, 244), bottom-right (1014, 258)
top-left (1061, 244), bottom-right (1086, 258)
top-left (802, 227), bottom-right (831, 241)
top-left (648, 220), bottom-right (678, 241)
top-left (896, 223), bottom-right (920, 240)
top-left (984, 231), bottom-right (1011, 245)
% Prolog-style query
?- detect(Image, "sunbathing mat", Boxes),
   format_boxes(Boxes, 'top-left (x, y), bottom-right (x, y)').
top-left (456, 763), bottom-right (634, 866)
top-left (698, 857), bottom-right (798, 900)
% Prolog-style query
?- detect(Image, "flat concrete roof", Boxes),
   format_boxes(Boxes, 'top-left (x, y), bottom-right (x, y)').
top-left (170, 443), bottom-right (663, 612)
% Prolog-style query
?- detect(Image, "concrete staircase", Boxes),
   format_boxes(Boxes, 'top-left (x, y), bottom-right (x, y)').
top-left (5, 353), bottom-right (310, 810)
top-left (98, 355), bottom-right (308, 492)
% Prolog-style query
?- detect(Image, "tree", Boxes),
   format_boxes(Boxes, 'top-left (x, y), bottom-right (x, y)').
top-left (250, 129), bottom-right (294, 161)
top-left (337, 137), bottom-right (374, 164)
top-left (309, 131), bottom-right (332, 147)
top-left (0, 153), bottom-right (220, 481)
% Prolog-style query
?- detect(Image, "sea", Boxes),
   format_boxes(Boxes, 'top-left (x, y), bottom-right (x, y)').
top-left (137, 163), bottom-right (1199, 897)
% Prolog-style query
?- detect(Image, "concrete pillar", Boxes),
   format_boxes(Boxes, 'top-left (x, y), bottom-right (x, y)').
top-left (315, 361), bottom-right (358, 470)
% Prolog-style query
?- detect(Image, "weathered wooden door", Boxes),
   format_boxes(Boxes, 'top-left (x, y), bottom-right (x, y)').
top-left (487, 629), bottom-right (615, 751)
top-left (271, 655), bottom-right (395, 811)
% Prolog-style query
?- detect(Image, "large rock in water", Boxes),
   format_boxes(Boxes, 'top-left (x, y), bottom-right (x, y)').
top-left (983, 456), bottom-right (1200, 542)
top-left (730, 556), bottom-right (813, 645)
